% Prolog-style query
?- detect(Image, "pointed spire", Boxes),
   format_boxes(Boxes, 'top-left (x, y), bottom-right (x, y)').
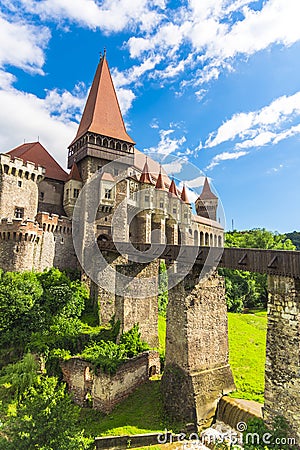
top-left (71, 56), bottom-right (135, 146)
top-left (168, 178), bottom-right (178, 197)
top-left (67, 162), bottom-right (82, 182)
top-left (140, 158), bottom-right (153, 184)
top-left (180, 184), bottom-right (190, 203)
top-left (199, 177), bottom-right (218, 200)
top-left (155, 166), bottom-right (165, 190)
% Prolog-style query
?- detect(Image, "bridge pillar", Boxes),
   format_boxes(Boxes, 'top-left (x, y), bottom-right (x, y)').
top-left (115, 260), bottom-right (159, 347)
top-left (264, 275), bottom-right (300, 442)
top-left (162, 268), bottom-right (235, 429)
top-left (166, 219), bottom-right (178, 245)
top-left (151, 213), bottom-right (166, 244)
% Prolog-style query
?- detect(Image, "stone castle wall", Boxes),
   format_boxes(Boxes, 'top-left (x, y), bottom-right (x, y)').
top-left (264, 275), bottom-right (300, 443)
top-left (61, 351), bottom-right (160, 413)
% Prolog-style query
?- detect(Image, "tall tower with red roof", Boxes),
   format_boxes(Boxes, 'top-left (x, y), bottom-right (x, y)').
top-left (195, 178), bottom-right (218, 221)
top-left (68, 53), bottom-right (135, 183)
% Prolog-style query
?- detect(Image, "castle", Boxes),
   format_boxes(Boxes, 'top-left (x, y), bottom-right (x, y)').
top-left (0, 53), bottom-right (223, 278)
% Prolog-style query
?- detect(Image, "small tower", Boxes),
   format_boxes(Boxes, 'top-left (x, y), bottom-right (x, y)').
top-left (63, 163), bottom-right (83, 217)
top-left (68, 53), bottom-right (135, 183)
top-left (195, 178), bottom-right (218, 221)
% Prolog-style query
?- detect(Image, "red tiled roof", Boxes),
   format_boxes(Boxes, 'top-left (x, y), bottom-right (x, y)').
top-left (7, 142), bottom-right (68, 181)
top-left (140, 159), bottom-right (154, 184)
top-left (67, 162), bottom-right (82, 182)
top-left (168, 179), bottom-right (178, 197)
top-left (71, 55), bottom-right (135, 146)
top-left (155, 168), bottom-right (165, 190)
top-left (199, 177), bottom-right (218, 200)
top-left (180, 185), bottom-right (190, 203)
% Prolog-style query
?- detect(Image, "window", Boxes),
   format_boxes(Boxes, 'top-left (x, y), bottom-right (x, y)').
top-left (173, 208), bottom-right (177, 214)
top-left (73, 188), bottom-right (79, 198)
top-left (104, 189), bottom-right (111, 199)
top-left (18, 180), bottom-right (22, 187)
top-left (40, 192), bottom-right (44, 200)
top-left (11, 168), bottom-right (16, 176)
top-left (15, 207), bottom-right (24, 219)
top-left (160, 202), bottom-right (164, 209)
top-left (145, 195), bottom-right (150, 202)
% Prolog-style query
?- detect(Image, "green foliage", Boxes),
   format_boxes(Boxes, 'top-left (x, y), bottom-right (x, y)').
top-left (243, 416), bottom-right (296, 450)
top-left (286, 231), bottom-right (300, 250)
top-left (0, 353), bottom-right (39, 402)
top-left (119, 324), bottom-right (149, 358)
top-left (158, 260), bottom-right (168, 317)
top-left (80, 324), bottom-right (149, 374)
top-left (223, 229), bottom-right (295, 311)
top-left (0, 376), bottom-right (92, 450)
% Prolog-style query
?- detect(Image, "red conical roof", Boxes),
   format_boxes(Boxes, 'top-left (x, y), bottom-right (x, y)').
top-left (70, 54), bottom-right (135, 146)
top-left (140, 159), bottom-right (153, 184)
top-left (155, 167), bottom-right (165, 190)
top-left (180, 185), bottom-right (190, 203)
top-left (7, 142), bottom-right (68, 181)
top-left (168, 179), bottom-right (178, 197)
top-left (67, 162), bottom-right (82, 182)
top-left (199, 177), bottom-right (218, 200)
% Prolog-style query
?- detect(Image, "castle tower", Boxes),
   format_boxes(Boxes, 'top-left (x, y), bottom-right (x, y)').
top-left (68, 53), bottom-right (135, 183)
top-left (195, 178), bottom-right (218, 221)
top-left (63, 163), bottom-right (83, 217)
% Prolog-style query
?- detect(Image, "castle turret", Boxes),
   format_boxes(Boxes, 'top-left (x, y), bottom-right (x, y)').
top-left (63, 163), bottom-right (83, 217)
top-left (68, 53), bottom-right (135, 182)
top-left (195, 178), bottom-right (218, 221)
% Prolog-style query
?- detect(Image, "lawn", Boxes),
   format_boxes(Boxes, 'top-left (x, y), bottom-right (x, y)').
top-left (78, 312), bottom-right (267, 440)
top-left (228, 311), bottom-right (267, 403)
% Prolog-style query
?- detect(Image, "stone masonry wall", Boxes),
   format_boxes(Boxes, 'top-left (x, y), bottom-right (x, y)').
top-left (264, 275), bottom-right (300, 443)
top-left (115, 260), bottom-right (159, 348)
top-left (61, 351), bottom-right (160, 413)
top-left (162, 268), bottom-right (235, 429)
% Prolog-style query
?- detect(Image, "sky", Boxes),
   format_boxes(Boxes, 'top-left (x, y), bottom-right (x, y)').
top-left (0, 0), bottom-right (300, 233)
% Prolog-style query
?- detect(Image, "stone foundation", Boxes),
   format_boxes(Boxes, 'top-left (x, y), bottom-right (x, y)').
top-left (264, 275), bottom-right (300, 443)
top-left (162, 269), bottom-right (235, 429)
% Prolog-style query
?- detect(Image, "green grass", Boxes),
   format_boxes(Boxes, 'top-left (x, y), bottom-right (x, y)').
top-left (77, 311), bottom-right (267, 440)
top-left (228, 311), bottom-right (267, 403)
top-left (78, 380), bottom-right (181, 439)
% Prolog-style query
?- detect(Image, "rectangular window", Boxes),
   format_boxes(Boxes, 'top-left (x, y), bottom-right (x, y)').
top-left (145, 195), bottom-right (150, 202)
top-left (173, 208), bottom-right (177, 214)
top-left (73, 188), bottom-right (79, 198)
top-left (17, 180), bottom-right (22, 187)
top-left (40, 192), bottom-right (45, 200)
top-left (15, 207), bottom-right (24, 219)
top-left (160, 202), bottom-right (164, 209)
top-left (105, 189), bottom-right (111, 199)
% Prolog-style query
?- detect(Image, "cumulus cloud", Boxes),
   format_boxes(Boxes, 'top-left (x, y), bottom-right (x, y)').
top-left (0, 12), bottom-right (50, 73)
top-left (145, 128), bottom-right (187, 158)
top-left (205, 91), bottom-right (300, 150)
top-left (206, 151), bottom-right (248, 170)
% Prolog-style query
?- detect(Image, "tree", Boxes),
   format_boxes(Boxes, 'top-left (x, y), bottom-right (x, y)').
top-left (0, 376), bottom-right (92, 450)
top-left (222, 229), bottom-right (295, 311)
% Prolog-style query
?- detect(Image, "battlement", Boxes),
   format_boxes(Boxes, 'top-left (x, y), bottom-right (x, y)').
top-left (0, 218), bottom-right (43, 242)
top-left (36, 212), bottom-right (72, 234)
top-left (0, 153), bottom-right (45, 182)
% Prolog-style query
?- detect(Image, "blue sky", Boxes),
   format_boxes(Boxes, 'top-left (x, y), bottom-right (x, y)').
top-left (0, 0), bottom-right (300, 233)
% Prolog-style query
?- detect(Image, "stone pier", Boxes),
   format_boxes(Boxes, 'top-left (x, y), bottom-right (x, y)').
top-left (264, 275), bottom-right (300, 443)
top-left (161, 268), bottom-right (235, 429)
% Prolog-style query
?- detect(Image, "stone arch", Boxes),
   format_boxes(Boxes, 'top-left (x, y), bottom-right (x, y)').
top-left (122, 143), bottom-right (128, 151)
top-left (103, 138), bottom-right (108, 148)
top-left (149, 365), bottom-right (157, 377)
top-left (205, 232), bottom-right (209, 246)
top-left (116, 142), bottom-right (121, 150)
top-left (218, 235), bottom-right (222, 247)
top-left (194, 230), bottom-right (199, 246)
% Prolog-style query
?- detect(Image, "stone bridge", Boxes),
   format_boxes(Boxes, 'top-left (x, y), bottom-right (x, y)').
top-left (98, 241), bottom-right (300, 442)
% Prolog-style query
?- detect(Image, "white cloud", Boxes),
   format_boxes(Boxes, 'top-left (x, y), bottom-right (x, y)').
top-left (17, 0), bottom-right (165, 34)
top-left (162, 157), bottom-right (188, 175)
top-left (205, 91), bottom-right (300, 150)
top-left (0, 82), bottom-right (85, 167)
top-left (0, 12), bottom-right (50, 73)
top-left (145, 128), bottom-right (186, 157)
top-left (206, 150), bottom-right (248, 170)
